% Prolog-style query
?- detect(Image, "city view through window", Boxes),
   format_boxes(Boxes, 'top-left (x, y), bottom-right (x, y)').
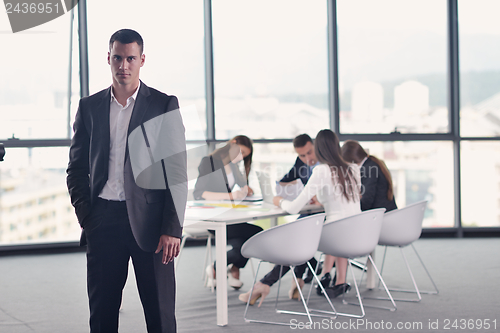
top-left (0, 0), bottom-right (499, 245)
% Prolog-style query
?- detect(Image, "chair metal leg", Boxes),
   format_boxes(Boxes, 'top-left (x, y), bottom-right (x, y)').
top-left (305, 253), bottom-right (323, 304)
top-left (375, 244), bottom-right (438, 301)
top-left (244, 263), bottom-right (307, 326)
top-left (243, 261), bottom-right (266, 323)
top-left (249, 257), bottom-right (256, 277)
top-left (373, 246), bottom-right (421, 302)
top-left (312, 260), bottom-right (366, 318)
top-left (333, 256), bottom-right (396, 317)
top-left (201, 234), bottom-right (214, 278)
top-left (201, 236), bottom-right (209, 280)
top-left (280, 263), bottom-right (337, 319)
top-left (202, 235), bottom-right (215, 293)
top-left (275, 269), bottom-right (314, 324)
top-left (350, 259), bottom-right (367, 271)
top-left (390, 248), bottom-right (422, 302)
top-left (410, 243), bottom-right (439, 295)
top-left (361, 255), bottom-right (397, 310)
top-left (244, 262), bottom-right (336, 326)
top-left (208, 234), bottom-right (213, 277)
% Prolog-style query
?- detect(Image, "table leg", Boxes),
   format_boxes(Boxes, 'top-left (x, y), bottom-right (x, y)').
top-left (270, 217), bottom-right (278, 228)
top-left (214, 223), bottom-right (228, 326)
top-left (366, 250), bottom-right (377, 289)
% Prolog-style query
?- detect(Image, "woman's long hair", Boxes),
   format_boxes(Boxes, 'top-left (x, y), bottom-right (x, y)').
top-left (211, 135), bottom-right (253, 180)
top-left (314, 129), bottom-right (358, 201)
top-left (341, 140), bottom-right (394, 201)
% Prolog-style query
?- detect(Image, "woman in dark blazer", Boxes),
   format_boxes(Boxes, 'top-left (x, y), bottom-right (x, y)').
top-left (341, 140), bottom-right (397, 212)
top-left (193, 135), bottom-right (262, 289)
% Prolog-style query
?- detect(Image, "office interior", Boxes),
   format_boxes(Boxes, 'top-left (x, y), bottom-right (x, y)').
top-left (0, 0), bottom-right (499, 332)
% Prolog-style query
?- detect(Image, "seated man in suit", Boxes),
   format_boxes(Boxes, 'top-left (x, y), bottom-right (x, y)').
top-left (279, 134), bottom-right (319, 188)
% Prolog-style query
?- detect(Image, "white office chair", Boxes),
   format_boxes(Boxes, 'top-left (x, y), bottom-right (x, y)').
top-left (240, 213), bottom-right (337, 326)
top-left (308, 208), bottom-right (396, 318)
top-left (176, 226), bottom-right (214, 289)
top-left (375, 200), bottom-right (439, 302)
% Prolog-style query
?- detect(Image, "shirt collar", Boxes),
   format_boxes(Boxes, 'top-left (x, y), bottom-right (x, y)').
top-left (110, 81), bottom-right (141, 105)
top-left (310, 161), bottom-right (320, 170)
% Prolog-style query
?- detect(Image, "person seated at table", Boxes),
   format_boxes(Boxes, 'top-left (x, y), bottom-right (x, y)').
top-left (239, 129), bottom-right (362, 305)
top-left (279, 133), bottom-right (319, 187)
top-left (311, 140), bottom-right (400, 294)
top-left (193, 135), bottom-right (263, 289)
top-left (238, 134), bottom-right (322, 305)
top-left (341, 140), bottom-right (397, 212)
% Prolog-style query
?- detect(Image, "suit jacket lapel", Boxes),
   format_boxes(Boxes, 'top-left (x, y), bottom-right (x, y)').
top-left (93, 87), bottom-right (111, 196)
top-left (128, 81), bottom-right (151, 136)
top-left (98, 87), bottom-right (111, 155)
top-left (126, 81), bottom-right (151, 162)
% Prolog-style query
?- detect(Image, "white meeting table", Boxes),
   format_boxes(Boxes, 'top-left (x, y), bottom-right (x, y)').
top-left (183, 200), bottom-right (323, 326)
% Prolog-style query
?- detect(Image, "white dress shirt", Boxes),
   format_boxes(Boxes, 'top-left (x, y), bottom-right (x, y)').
top-left (281, 163), bottom-right (362, 223)
top-left (99, 83), bottom-right (140, 201)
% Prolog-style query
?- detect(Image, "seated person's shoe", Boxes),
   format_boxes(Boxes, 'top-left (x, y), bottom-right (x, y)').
top-left (288, 278), bottom-right (305, 301)
top-left (316, 272), bottom-right (331, 295)
top-left (303, 270), bottom-right (313, 284)
top-left (205, 265), bottom-right (216, 289)
top-left (227, 265), bottom-right (243, 290)
top-left (238, 282), bottom-right (270, 307)
top-left (326, 283), bottom-right (351, 298)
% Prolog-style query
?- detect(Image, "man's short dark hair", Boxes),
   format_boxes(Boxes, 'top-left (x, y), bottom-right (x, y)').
top-left (109, 29), bottom-right (144, 54)
top-left (293, 134), bottom-right (313, 148)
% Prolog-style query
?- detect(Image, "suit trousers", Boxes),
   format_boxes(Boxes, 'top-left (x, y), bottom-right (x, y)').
top-left (259, 257), bottom-right (318, 287)
top-left (85, 198), bottom-right (176, 333)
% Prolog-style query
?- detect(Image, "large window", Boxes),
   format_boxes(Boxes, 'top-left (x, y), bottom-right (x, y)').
top-left (86, 0), bottom-right (206, 141)
top-left (461, 141), bottom-right (500, 227)
top-left (0, 148), bottom-right (79, 245)
top-left (0, 11), bottom-right (77, 140)
top-left (359, 141), bottom-right (454, 227)
top-left (212, 0), bottom-right (329, 140)
top-left (459, 0), bottom-right (500, 137)
top-left (2, 1), bottom-right (500, 247)
top-left (0, 9), bottom-right (79, 245)
top-left (337, 0), bottom-right (448, 134)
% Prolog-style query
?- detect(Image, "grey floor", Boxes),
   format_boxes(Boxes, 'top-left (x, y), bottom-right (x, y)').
top-left (1, 238), bottom-right (499, 333)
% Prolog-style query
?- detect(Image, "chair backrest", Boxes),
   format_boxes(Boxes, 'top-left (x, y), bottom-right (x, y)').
top-left (378, 200), bottom-right (428, 247)
top-left (318, 209), bottom-right (386, 259)
top-left (241, 213), bottom-right (326, 266)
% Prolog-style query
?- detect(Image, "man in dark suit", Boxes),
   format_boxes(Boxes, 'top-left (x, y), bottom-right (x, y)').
top-left (279, 133), bottom-right (318, 186)
top-left (67, 29), bottom-right (187, 333)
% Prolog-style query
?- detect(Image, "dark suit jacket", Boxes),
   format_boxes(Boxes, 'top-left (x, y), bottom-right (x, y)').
top-left (192, 155), bottom-right (247, 200)
top-left (66, 81), bottom-right (186, 252)
top-left (280, 157), bottom-right (310, 185)
top-left (360, 157), bottom-right (397, 212)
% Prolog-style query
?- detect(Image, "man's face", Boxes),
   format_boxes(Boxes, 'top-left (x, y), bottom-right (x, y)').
top-left (108, 41), bottom-right (145, 87)
top-left (295, 141), bottom-right (317, 166)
